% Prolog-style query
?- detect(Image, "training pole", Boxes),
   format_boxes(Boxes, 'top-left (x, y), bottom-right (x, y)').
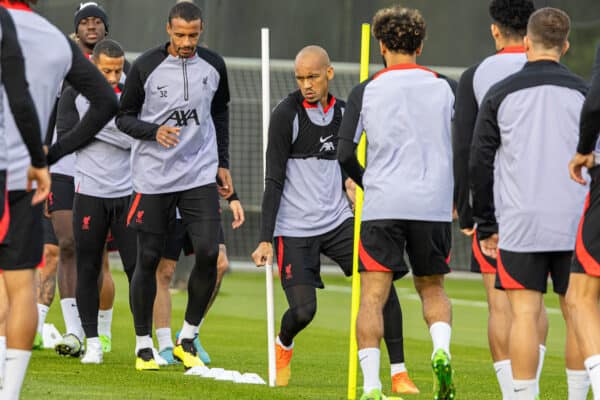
top-left (261, 27), bottom-right (277, 388)
top-left (347, 23), bottom-right (370, 400)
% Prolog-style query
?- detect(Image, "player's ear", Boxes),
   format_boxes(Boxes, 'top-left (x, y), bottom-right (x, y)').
top-left (415, 42), bottom-right (424, 56)
top-left (523, 35), bottom-right (530, 52)
top-left (166, 21), bottom-right (171, 36)
top-left (379, 40), bottom-right (385, 56)
top-left (561, 40), bottom-right (570, 56)
top-left (326, 66), bottom-right (334, 81)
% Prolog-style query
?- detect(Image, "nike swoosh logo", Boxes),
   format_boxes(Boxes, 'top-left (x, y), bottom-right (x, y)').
top-left (589, 362), bottom-right (600, 370)
top-left (514, 388), bottom-right (526, 393)
top-left (157, 85), bottom-right (168, 90)
top-left (320, 135), bottom-right (333, 143)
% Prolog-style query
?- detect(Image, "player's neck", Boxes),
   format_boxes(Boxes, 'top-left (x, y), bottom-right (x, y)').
top-left (495, 37), bottom-right (525, 52)
top-left (384, 53), bottom-right (417, 68)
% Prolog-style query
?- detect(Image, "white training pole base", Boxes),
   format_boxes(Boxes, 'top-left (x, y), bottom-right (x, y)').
top-left (185, 366), bottom-right (266, 385)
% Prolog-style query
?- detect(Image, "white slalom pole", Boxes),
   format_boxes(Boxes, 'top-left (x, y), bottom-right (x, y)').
top-left (261, 27), bottom-right (277, 388)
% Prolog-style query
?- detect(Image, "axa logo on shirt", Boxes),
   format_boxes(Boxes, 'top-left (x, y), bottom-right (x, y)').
top-left (161, 109), bottom-right (200, 127)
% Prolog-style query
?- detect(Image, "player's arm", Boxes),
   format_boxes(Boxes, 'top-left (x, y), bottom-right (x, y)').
top-left (225, 191), bottom-right (244, 229)
top-left (44, 98), bottom-right (59, 147)
top-left (570, 43), bottom-right (600, 184)
top-left (338, 81), bottom-right (367, 188)
top-left (252, 102), bottom-right (295, 266)
top-left (55, 87), bottom-right (80, 141)
top-left (46, 39), bottom-right (118, 164)
top-left (452, 65), bottom-right (478, 231)
top-left (115, 60), bottom-right (161, 140)
top-left (0, 7), bottom-right (45, 168)
top-left (211, 57), bottom-right (233, 197)
top-left (469, 92), bottom-right (501, 243)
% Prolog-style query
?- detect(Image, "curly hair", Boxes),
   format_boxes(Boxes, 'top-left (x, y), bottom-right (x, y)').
top-left (489, 0), bottom-right (535, 37)
top-left (372, 6), bottom-right (426, 54)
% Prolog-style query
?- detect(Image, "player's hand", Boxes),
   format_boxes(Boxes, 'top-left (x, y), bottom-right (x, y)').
top-left (217, 168), bottom-right (233, 198)
top-left (569, 152), bottom-right (594, 185)
top-left (43, 198), bottom-right (51, 218)
top-left (26, 165), bottom-right (51, 205)
top-left (229, 200), bottom-right (245, 229)
top-left (461, 227), bottom-right (475, 236)
top-left (156, 125), bottom-right (181, 148)
top-left (252, 242), bottom-right (273, 267)
top-left (345, 178), bottom-right (357, 211)
top-left (480, 233), bottom-right (499, 259)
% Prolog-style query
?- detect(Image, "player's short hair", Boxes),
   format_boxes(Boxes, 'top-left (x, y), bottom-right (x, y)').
top-left (92, 38), bottom-right (124, 61)
top-left (371, 6), bottom-right (425, 55)
top-left (489, 0), bottom-right (535, 38)
top-left (168, 1), bottom-right (202, 24)
top-left (527, 7), bottom-right (570, 51)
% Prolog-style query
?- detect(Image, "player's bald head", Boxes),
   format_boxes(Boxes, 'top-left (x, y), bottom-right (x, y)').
top-left (295, 45), bottom-right (331, 69)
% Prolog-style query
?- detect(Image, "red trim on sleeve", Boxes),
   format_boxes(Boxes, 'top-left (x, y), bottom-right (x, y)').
top-left (126, 193), bottom-right (142, 226)
top-left (373, 63), bottom-right (438, 80)
top-left (0, 191), bottom-right (9, 243)
top-left (0, 1), bottom-right (32, 11)
top-left (359, 240), bottom-right (392, 273)
top-left (496, 252), bottom-right (525, 290)
top-left (472, 231), bottom-right (497, 274)
top-left (575, 194), bottom-right (600, 276)
top-left (498, 46), bottom-right (526, 54)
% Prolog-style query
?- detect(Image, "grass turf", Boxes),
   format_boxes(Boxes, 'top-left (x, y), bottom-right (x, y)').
top-left (23, 270), bottom-right (583, 399)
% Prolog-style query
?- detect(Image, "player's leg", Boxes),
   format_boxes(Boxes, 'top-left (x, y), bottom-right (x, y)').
top-left (128, 192), bottom-right (173, 370)
top-left (35, 223), bottom-right (59, 350)
top-left (407, 220), bottom-right (453, 399)
top-left (175, 185), bottom-right (220, 369)
top-left (153, 257), bottom-right (177, 363)
top-left (50, 176), bottom-right (83, 349)
top-left (0, 274), bottom-right (6, 388)
top-left (98, 247), bottom-right (115, 352)
top-left (0, 191), bottom-right (43, 399)
top-left (322, 218), bottom-right (417, 394)
top-left (357, 271), bottom-right (393, 399)
top-left (357, 220), bottom-right (409, 399)
top-left (73, 194), bottom-right (110, 364)
top-left (497, 250), bottom-right (548, 398)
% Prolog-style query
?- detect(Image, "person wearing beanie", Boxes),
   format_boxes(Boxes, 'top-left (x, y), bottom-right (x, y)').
top-left (74, 2), bottom-right (109, 56)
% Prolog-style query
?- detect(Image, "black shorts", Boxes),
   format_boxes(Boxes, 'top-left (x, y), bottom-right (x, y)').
top-left (274, 218), bottom-right (355, 289)
top-left (572, 166), bottom-right (600, 277)
top-left (470, 230), bottom-right (497, 274)
top-left (127, 184), bottom-right (220, 234)
top-left (43, 216), bottom-right (58, 246)
top-left (48, 173), bottom-right (74, 213)
top-left (0, 191), bottom-right (43, 270)
top-left (496, 249), bottom-right (571, 295)
top-left (0, 171), bottom-right (8, 244)
top-left (359, 219), bottom-right (451, 278)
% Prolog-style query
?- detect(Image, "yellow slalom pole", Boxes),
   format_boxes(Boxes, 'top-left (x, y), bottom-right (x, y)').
top-left (347, 22), bottom-right (370, 400)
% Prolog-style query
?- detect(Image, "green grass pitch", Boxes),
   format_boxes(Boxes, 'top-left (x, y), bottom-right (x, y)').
top-left (23, 270), bottom-right (585, 399)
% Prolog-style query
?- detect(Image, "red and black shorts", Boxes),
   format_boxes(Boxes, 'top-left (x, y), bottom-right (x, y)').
top-left (0, 171), bottom-right (8, 245)
top-left (0, 190), bottom-right (43, 270)
top-left (496, 249), bottom-right (571, 295)
top-left (471, 230), bottom-right (497, 274)
top-left (572, 166), bottom-right (600, 277)
top-left (274, 218), bottom-right (355, 289)
top-left (127, 184), bottom-right (220, 235)
top-left (358, 219), bottom-right (451, 279)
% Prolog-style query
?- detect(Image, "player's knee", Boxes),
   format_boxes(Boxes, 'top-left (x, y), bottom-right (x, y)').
top-left (139, 246), bottom-right (162, 274)
top-left (291, 300), bottom-right (316, 327)
top-left (157, 259), bottom-right (176, 285)
top-left (58, 236), bottom-right (76, 259)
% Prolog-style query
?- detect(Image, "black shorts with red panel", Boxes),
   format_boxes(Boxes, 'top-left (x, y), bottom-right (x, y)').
top-left (0, 171), bottom-right (8, 244)
top-left (274, 218), bottom-right (354, 289)
top-left (572, 166), bottom-right (600, 277)
top-left (496, 249), bottom-right (571, 295)
top-left (43, 216), bottom-right (58, 246)
top-left (47, 173), bottom-right (74, 213)
top-left (0, 190), bottom-right (43, 270)
top-left (470, 230), bottom-right (497, 274)
top-left (358, 219), bottom-right (451, 279)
